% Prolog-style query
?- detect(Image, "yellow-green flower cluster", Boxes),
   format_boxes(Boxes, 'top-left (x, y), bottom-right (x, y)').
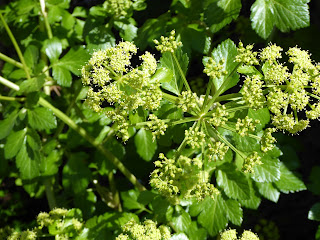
top-left (207, 141), bottom-right (229, 161)
top-left (116, 220), bottom-right (171, 240)
top-left (7, 230), bottom-right (37, 240)
top-left (103, 0), bottom-right (132, 18)
top-left (177, 91), bottom-right (199, 112)
top-left (260, 128), bottom-right (276, 152)
top-left (238, 42), bottom-right (320, 134)
top-left (235, 41), bottom-right (259, 65)
top-left (242, 152), bottom-right (262, 174)
top-left (146, 114), bottom-right (168, 141)
top-left (242, 75), bottom-right (266, 109)
top-left (235, 116), bottom-right (260, 137)
top-left (153, 30), bottom-right (182, 53)
top-left (185, 126), bottom-right (206, 149)
top-left (82, 42), bottom-right (162, 141)
top-left (220, 229), bottom-right (260, 240)
top-left (208, 104), bottom-right (229, 127)
top-left (203, 57), bottom-right (228, 79)
top-left (150, 153), bottom-right (219, 203)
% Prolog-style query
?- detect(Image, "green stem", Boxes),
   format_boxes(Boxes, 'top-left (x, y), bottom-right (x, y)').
top-left (44, 178), bottom-right (57, 209)
top-left (175, 121), bottom-right (197, 159)
top-left (0, 95), bottom-right (25, 102)
top-left (215, 93), bottom-right (242, 102)
top-left (204, 63), bottom-right (241, 113)
top-left (0, 52), bottom-right (24, 69)
top-left (39, 0), bottom-right (53, 39)
top-left (162, 92), bottom-right (178, 103)
top-left (0, 13), bottom-right (31, 79)
top-left (220, 124), bottom-right (261, 140)
top-left (134, 116), bottom-right (198, 128)
top-left (171, 52), bottom-right (191, 92)
top-left (0, 76), bottom-right (20, 91)
top-left (108, 171), bottom-right (122, 212)
top-left (307, 91), bottom-right (320, 101)
top-left (38, 97), bottom-right (146, 191)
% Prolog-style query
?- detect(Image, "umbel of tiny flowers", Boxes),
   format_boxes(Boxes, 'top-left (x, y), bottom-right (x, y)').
top-left (103, 0), bottom-right (132, 17)
top-left (150, 153), bottom-right (220, 204)
top-left (220, 229), bottom-right (260, 240)
top-left (153, 30), bottom-right (182, 53)
top-left (115, 219), bottom-right (171, 240)
top-left (239, 42), bottom-right (320, 134)
top-left (82, 41), bottom-right (162, 141)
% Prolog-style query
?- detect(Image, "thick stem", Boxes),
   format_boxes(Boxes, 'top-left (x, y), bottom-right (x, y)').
top-left (108, 171), bottom-right (122, 212)
top-left (44, 178), bottom-right (57, 209)
top-left (39, 0), bottom-right (53, 39)
top-left (0, 76), bottom-right (20, 91)
top-left (0, 95), bottom-right (25, 102)
top-left (0, 52), bottom-right (24, 69)
top-left (0, 13), bottom-right (31, 79)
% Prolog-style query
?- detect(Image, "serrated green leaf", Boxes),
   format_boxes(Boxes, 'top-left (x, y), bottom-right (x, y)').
top-left (156, 102), bottom-right (183, 120)
top-left (206, 39), bottom-right (239, 94)
top-left (19, 75), bottom-right (45, 93)
top-left (24, 45), bottom-right (39, 70)
top-left (250, 0), bottom-right (310, 39)
top-left (151, 67), bottom-right (173, 86)
top-left (255, 181), bottom-right (280, 203)
top-left (216, 163), bottom-right (251, 200)
top-left (40, 150), bottom-right (62, 176)
top-left (159, 48), bottom-right (189, 95)
top-left (134, 128), bottom-right (157, 161)
top-left (121, 190), bottom-right (144, 210)
top-left (44, 37), bottom-right (63, 61)
top-left (114, 20), bottom-right (138, 41)
top-left (204, 0), bottom-right (242, 33)
top-left (53, 65), bottom-right (72, 86)
top-left (224, 199), bottom-right (243, 226)
top-left (16, 143), bottom-right (41, 180)
top-left (4, 129), bottom-right (27, 159)
top-left (189, 195), bottom-right (228, 236)
top-left (27, 107), bottom-right (57, 130)
top-left (275, 162), bottom-right (306, 193)
top-left (0, 110), bottom-right (18, 140)
top-left (151, 196), bottom-right (173, 222)
top-left (252, 155), bottom-right (280, 183)
top-left (180, 26), bottom-right (211, 55)
top-left (309, 203), bottom-right (320, 221)
top-left (247, 108), bottom-right (270, 129)
top-left (238, 177), bottom-right (261, 209)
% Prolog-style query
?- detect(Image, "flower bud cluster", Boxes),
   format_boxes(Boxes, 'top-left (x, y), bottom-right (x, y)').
top-left (8, 230), bottom-right (37, 240)
top-left (235, 116), bottom-right (260, 137)
top-left (238, 42), bottom-right (320, 134)
top-left (203, 57), bottom-right (228, 79)
top-left (116, 219), bottom-right (171, 240)
top-left (177, 91), bottom-right (199, 112)
top-left (242, 75), bottom-right (266, 109)
top-left (242, 152), bottom-right (262, 174)
top-left (185, 126), bottom-right (206, 149)
top-left (208, 104), bottom-right (229, 127)
top-left (260, 128), bottom-right (276, 152)
top-left (150, 153), bottom-right (219, 203)
top-left (103, 0), bottom-right (132, 18)
top-left (153, 30), bottom-right (182, 53)
top-left (235, 42), bottom-right (259, 65)
top-left (82, 42), bottom-right (162, 141)
top-left (207, 141), bottom-right (229, 161)
top-left (146, 114), bottom-right (168, 141)
top-left (220, 229), bottom-right (260, 240)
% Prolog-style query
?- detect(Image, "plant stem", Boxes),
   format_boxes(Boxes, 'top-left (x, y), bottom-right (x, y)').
top-left (215, 93), bottom-right (242, 102)
top-left (162, 92), bottom-right (178, 103)
top-left (44, 178), bottom-right (57, 209)
top-left (0, 13), bottom-right (31, 79)
top-left (0, 95), bottom-right (25, 102)
top-left (0, 52), bottom-right (24, 69)
top-left (38, 97), bottom-right (146, 191)
top-left (171, 52), bottom-right (191, 92)
top-left (39, 0), bottom-right (53, 39)
top-left (0, 76), bottom-right (20, 91)
top-left (108, 171), bottom-right (122, 212)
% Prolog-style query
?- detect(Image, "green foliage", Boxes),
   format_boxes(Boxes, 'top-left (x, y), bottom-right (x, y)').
top-left (0, 0), bottom-right (317, 239)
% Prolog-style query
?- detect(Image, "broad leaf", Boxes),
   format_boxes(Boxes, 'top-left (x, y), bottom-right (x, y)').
top-left (216, 163), bottom-right (251, 200)
top-left (44, 37), bottom-right (63, 61)
top-left (24, 45), bottom-right (39, 70)
top-left (0, 110), bottom-right (18, 140)
top-left (27, 107), bottom-right (57, 130)
top-left (238, 177), bottom-right (261, 209)
top-left (204, 0), bottom-right (242, 33)
top-left (19, 75), bottom-right (45, 93)
top-left (251, 155), bottom-right (281, 183)
top-left (224, 199), bottom-right (243, 226)
top-left (4, 129), bottom-right (27, 159)
top-left (159, 48), bottom-right (189, 95)
top-left (190, 195), bottom-right (228, 236)
top-left (120, 190), bottom-right (144, 210)
top-left (275, 162), bottom-right (306, 193)
top-left (255, 181), bottom-right (280, 203)
top-left (134, 128), bottom-right (157, 161)
top-left (205, 39), bottom-right (239, 94)
top-left (250, 0), bottom-right (310, 39)
top-left (308, 203), bottom-right (320, 221)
